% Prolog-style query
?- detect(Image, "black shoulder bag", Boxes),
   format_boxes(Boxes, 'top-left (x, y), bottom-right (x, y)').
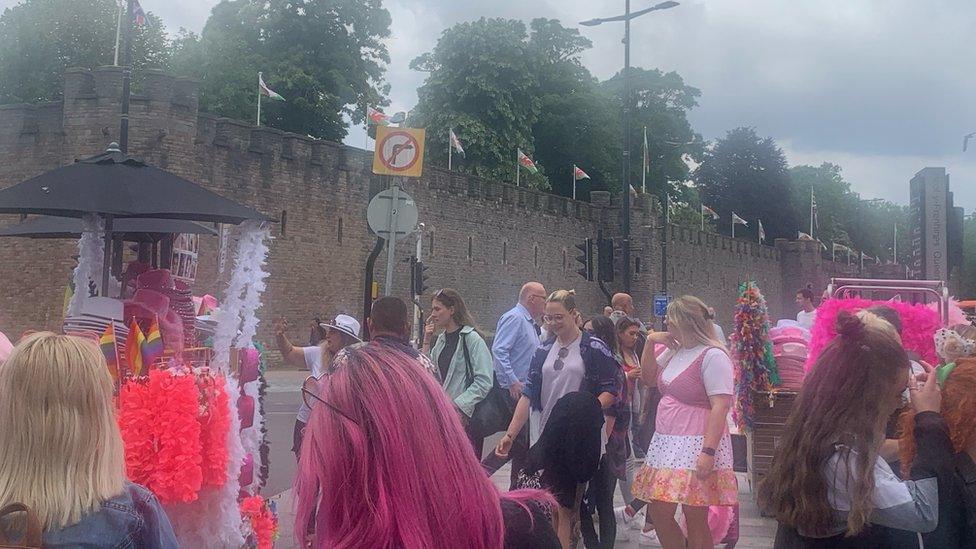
top-left (461, 332), bottom-right (515, 439)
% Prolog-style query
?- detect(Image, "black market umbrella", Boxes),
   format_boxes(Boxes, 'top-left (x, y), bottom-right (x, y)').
top-left (0, 143), bottom-right (271, 295)
top-left (0, 144), bottom-right (270, 224)
top-left (0, 216), bottom-right (218, 243)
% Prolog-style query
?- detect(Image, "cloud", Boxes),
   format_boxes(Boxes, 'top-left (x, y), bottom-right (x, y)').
top-left (2, 0), bottom-right (972, 209)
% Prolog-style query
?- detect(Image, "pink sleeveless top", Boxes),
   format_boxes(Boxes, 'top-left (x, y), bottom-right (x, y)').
top-left (655, 347), bottom-right (725, 437)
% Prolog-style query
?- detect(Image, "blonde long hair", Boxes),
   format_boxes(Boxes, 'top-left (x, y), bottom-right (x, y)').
top-left (0, 333), bottom-right (125, 530)
top-left (665, 295), bottom-right (727, 351)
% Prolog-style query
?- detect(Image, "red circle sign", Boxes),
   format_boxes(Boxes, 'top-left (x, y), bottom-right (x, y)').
top-left (377, 130), bottom-right (421, 172)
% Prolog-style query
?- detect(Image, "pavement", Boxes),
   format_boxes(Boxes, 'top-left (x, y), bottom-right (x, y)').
top-left (262, 369), bottom-right (777, 548)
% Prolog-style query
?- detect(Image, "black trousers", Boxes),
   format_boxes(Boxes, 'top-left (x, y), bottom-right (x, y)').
top-left (580, 456), bottom-right (616, 549)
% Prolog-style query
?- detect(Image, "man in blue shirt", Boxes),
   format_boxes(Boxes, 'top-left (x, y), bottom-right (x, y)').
top-left (488, 281), bottom-right (546, 487)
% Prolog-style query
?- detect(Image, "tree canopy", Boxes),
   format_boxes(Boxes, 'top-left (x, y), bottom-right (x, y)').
top-left (172, 0), bottom-right (392, 141)
top-left (0, 0), bottom-right (169, 104)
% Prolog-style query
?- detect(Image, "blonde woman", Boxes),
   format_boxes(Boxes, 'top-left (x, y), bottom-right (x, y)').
top-left (0, 333), bottom-right (177, 548)
top-left (633, 296), bottom-right (737, 549)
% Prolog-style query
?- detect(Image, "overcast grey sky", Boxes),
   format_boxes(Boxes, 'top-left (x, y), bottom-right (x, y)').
top-left (7, 0), bottom-right (974, 208)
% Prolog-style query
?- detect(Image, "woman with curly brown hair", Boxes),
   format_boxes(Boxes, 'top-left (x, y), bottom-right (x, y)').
top-left (899, 330), bottom-right (976, 549)
top-left (758, 310), bottom-right (949, 548)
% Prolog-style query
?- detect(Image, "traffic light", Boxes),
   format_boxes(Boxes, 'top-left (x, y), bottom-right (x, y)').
top-left (598, 236), bottom-right (614, 283)
top-left (412, 257), bottom-right (429, 295)
top-left (575, 238), bottom-right (593, 281)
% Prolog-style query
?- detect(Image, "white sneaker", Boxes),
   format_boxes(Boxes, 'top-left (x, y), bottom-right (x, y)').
top-left (637, 529), bottom-right (660, 546)
top-left (614, 506), bottom-right (642, 530)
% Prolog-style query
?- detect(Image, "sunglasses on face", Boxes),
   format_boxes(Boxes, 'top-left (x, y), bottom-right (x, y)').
top-left (301, 375), bottom-right (358, 424)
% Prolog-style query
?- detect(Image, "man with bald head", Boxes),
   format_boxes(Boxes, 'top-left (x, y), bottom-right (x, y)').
top-left (488, 281), bottom-right (546, 486)
top-left (612, 292), bottom-right (647, 333)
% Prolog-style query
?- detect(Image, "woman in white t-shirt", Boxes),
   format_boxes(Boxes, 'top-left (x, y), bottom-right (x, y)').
top-left (633, 295), bottom-right (737, 549)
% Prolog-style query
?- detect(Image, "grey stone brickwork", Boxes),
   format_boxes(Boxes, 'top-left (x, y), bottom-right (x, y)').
top-left (0, 68), bottom-right (851, 350)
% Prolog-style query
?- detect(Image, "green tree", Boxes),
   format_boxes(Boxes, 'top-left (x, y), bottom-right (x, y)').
top-left (172, 0), bottom-right (391, 141)
top-left (0, 0), bottom-right (170, 104)
top-left (409, 18), bottom-right (546, 188)
top-left (601, 68), bottom-right (704, 201)
top-left (956, 214), bottom-right (976, 298)
top-left (696, 127), bottom-right (795, 241)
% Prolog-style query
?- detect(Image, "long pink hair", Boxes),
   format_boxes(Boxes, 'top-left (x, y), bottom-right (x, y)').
top-left (294, 344), bottom-right (553, 548)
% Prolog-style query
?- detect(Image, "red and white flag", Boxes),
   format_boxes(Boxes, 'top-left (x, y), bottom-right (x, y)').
top-left (133, 0), bottom-right (146, 26)
top-left (517, 149), bottom-right (538, 174)
top-left (758, 219), bottom-right (766, 243)
top-left (573, 165), bottom-right (590, 180)
top-left (702, 204), bottom-right (720, 220)
top-left (732, 212), bottom-right (748, 226)
top-left (449, 128), bottom-right (465, 157)
top-left (367, 106), bottom-right (390, 126)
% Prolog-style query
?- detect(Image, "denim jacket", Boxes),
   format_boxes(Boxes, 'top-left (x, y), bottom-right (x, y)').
top-left (43, 482), bottom-right (178, 548)
top-left (522, 331), bottom-right (621, 412)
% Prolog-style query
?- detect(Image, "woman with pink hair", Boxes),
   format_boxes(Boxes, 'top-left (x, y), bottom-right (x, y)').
top-left (294, 344), bottom-right (559, 548)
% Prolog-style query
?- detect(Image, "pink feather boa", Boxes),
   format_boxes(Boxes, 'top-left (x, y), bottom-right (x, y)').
top-left (807, 298), bottom-right (941, 370)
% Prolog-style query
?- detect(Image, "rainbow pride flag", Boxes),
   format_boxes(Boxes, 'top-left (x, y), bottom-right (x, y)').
top-left (127, 319), bottom-right (146, 377)
top-left (99, 323), bottom-right (119, 380)
top-left (142, 317), bottom-right (164, 366)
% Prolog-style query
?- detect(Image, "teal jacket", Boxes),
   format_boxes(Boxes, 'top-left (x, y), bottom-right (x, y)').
top-left (430, 325), bottom-right (493, 418)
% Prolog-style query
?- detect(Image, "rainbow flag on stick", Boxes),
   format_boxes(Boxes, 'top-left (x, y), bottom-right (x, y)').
top-left (127, 319), bottom-right (146, 377)
top-left (142, 317), bottom-right (164, 367)
top-left (99, 323), bottom-right (120, 381)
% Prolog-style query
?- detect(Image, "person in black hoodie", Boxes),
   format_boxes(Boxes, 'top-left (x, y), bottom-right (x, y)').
top-left (899, 355), bottom-right (976, 549)
top-left (758, 310), bottom-right (950, 549)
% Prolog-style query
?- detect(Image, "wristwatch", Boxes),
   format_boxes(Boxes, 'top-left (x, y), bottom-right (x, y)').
top-left (701, 447), bottom-right (716, 456)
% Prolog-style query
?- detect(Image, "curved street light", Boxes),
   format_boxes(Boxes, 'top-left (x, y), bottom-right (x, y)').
top-left (579, 0), bottom-right (680, 297)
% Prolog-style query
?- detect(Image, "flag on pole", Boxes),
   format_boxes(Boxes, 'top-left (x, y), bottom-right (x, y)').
top-left (141, 317), bottom-right (164, 367)
top-left (517, 149), bottom-right (538, 174)
top-left (732, 212), bottom-right (748, 226)
top-left (367, 106), bottom-right (389, 125)
top-left (258, 73), bottom-right (285, 101)
top-left (126, 319), bottom-right (146, 377)
top-left (643, 127), bottom-right (650, 173)
top-left (758, 219), bottom-right (766, 243)
top-left (574, 166), bottom-right (590, 180)
top-left (99, 323), bottom-right (120, 381)
top-left (449, 128), bottom-right (465, 157)
top-left (798, 231), bottom-right (814, 240)
top-left (832, 243), bottom-right (851, 253)
top-left (702, 205), bottom-right (720, 220)
top-left (132, 0), bottom-right (146, 26)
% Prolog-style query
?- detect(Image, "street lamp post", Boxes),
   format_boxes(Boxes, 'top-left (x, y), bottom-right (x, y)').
top-left (581, 1), bottom-right (679, 295)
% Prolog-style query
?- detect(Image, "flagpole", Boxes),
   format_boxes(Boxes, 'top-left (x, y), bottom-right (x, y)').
top-left (893, 224), bottom-right (898, 264)
top-left (700, 206), bottom-right (704, 232)
top-left (256, 72), bottom-right (262, 126)
top-left (731, 215), bottom-right (735, 239)
top-left (832, 245), bottom-right (836, 262)
top-left (516, 149), bottom-right (520, 187)
top-left (572, 164), bottom-right (576, 200)
top-left (448, 129), bottom-right (452, 171)
top-left (113, 1), bottom-right (123, 66)
top-left (642, 126), bottom-right (647, 194)
top-left (809, 187), bottom-right (814, 237)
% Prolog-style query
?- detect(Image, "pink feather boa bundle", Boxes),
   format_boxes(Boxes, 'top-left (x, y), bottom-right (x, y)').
top-left (806, 298), bottom-right (942, 370)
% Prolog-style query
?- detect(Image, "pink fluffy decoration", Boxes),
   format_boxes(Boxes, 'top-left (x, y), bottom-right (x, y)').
top-left (806, 298), bottom-right (941, 370)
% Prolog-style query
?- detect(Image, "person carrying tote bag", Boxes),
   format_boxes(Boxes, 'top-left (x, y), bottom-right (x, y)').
top-left (425, 289), bottom-right (494, 457)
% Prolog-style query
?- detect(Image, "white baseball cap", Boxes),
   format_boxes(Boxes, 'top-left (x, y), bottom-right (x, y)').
top-left (319, 314), bottom-right (362, 342)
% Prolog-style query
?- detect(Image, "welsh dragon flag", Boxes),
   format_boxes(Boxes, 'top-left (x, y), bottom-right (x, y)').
top-left (701, 204), bottom-right (720, 220)
top-left (517, 149), bottom-right (538, 174)
top-left (367, 106), bottom-right (390, 125)
top-left (258, 73), bottom-right (284, 101)
top-left (573, 166), bottom-right (590, 180)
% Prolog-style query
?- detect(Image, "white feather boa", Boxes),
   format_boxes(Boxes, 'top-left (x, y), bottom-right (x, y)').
top-left (163, 376), bottom-right (245, 548)
top-left (67, 215), bottom-right (104, 316)
top-left (239, 377), bottom-right (264, 495)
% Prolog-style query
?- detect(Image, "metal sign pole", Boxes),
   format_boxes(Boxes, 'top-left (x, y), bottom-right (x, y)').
top-left (383, 183), bottom-right (400, 295)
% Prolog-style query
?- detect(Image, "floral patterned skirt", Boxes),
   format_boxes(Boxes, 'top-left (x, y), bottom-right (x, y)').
top-left (631, 432), bottom-right (738, 506)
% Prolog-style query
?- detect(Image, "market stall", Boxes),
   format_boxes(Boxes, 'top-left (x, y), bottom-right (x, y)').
top-left (0, 143), bottom-right (278, 548)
